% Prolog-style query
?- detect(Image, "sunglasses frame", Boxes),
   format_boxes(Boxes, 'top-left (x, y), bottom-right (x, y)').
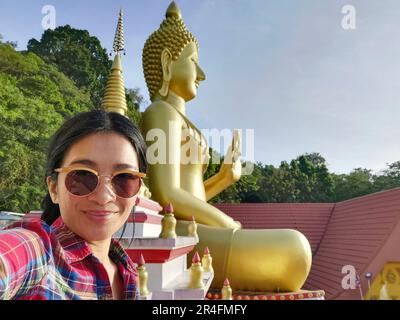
top-left (54, 166), bottom-right (146, 198)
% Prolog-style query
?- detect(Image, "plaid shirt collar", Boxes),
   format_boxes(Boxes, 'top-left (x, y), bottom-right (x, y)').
top-left (51, 217), bottom-right (136, 272)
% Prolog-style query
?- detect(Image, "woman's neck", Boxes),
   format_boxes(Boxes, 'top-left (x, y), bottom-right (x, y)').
top-left (87, 239), bottom-right (112, 265)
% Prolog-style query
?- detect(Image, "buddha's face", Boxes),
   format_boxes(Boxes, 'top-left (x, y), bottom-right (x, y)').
top-left (169, 42), bottom-right (206, 102)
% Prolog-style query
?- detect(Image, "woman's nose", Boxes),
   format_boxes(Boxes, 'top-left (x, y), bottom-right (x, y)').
top-left (88, 176), bottom-right (116, 204)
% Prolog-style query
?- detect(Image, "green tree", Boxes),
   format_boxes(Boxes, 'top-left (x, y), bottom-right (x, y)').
top-left (372, 161), bottom-right (400, 193)
top-left (204, 152), bottom-right (335, 204)
top-left (27, 25), bottom-right (143, 123)
top-left (384, 161), bottom-right (400, 180)
top-left (289, 153), bottom-right (334, 202)
top-left (332, 168), bottom-right (374, 201)
top-left (251, 153), bottom-right (334, 203)
top-left (27, 25), bottom-right (112, 106)
top-left (126, 88), bottom-right (144, 124)
top-left (0, 33), bottom-right (17, 48)
top-left (0, 43), bottom-right (91, 212)
top-left (269, 161), bottom-right (298, 202)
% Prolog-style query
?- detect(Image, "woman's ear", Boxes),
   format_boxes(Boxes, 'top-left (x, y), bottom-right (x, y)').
top-left (159, 48), bottom-right (173, 97)
top-left (46, 176), bottom-right (59, 204)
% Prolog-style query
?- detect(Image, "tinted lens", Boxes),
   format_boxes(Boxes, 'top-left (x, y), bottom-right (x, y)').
top-left (112, 173), bottom-right (141, 198)
top-left (65, 170), bottom-right (98, 196)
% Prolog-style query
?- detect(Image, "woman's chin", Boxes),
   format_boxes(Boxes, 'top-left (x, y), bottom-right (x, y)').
top-left (83, 228), bottom-right (115, 242)
top-left (80, 217), bottom-right (122, 241)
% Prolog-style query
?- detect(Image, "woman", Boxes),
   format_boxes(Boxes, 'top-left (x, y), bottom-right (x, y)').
top-left (0, 109), bottom-right (147, 300)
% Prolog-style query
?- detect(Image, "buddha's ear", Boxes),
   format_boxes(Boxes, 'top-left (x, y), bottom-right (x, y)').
top-left (159, 48), bottom-right (173, 97)
top-left (161, 48), bottom-right (173, 82)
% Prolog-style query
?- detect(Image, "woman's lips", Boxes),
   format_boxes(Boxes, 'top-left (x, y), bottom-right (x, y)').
top-left (85, 210), bottom-right (116, 222)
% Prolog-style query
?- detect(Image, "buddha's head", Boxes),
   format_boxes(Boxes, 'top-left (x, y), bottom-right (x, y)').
top-left (143, 1), bottom-right (206, 102)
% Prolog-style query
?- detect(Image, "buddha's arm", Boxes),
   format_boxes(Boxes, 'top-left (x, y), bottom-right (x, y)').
top-left (141, 104), bottom-right (240, 229)
top-left (150, 164), bottom-right (238, 228)
top-left (204, 132), bottom-right (241, 201)
top-left (204, 173), bottom-right (233, 201)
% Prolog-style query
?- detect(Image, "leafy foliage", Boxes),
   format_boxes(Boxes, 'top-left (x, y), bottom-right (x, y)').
top-left (0, 43), bottom-right (92, 211)
top-left (205, 151), bottom-right (400, 204)
top-left (27, 25), bottom-right (111, 106)
top-left (0, 28), bottom-right (144, 212)
top-left (0, 33), bottom-right (17, 48)
top-left (126, 88), bottom-right (144, 124)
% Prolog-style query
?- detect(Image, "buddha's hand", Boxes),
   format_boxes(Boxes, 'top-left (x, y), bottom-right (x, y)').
top-left (219, 130), bottom-right (241, 183)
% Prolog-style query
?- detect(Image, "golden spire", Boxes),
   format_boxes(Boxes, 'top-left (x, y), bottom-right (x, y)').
top-left (101, 9), bottom-right (127, 116)
top-left (113, 9), bottom-right (125, 53)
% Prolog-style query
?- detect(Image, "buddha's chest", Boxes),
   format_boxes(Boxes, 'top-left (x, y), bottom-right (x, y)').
top-left (180, 125), bottom-right (210, 170)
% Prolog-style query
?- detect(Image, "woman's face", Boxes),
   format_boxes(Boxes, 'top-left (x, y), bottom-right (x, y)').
top-left (169, 42), bottom-right (206, 102)
top-left (47, 132), bottom-right (140, 242)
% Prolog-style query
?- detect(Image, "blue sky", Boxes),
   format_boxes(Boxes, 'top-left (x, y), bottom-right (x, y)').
top-left (1, 0), bottom-right (400, 174)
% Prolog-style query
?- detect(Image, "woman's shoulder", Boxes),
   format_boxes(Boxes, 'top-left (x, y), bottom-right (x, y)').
top-left (2, 217), bottom-right (52, 247)
top-left (3, 217), bottom-right (51, 235)
top-left (0, 218), bottom-right (53, 270)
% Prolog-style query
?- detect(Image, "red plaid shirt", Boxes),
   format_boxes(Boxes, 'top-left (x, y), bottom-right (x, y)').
top-left (0, 216), bottom-right (139, 300)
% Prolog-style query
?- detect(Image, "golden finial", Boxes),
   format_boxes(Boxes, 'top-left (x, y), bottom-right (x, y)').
top-left (166, 1), bottom-right (182, 19)
top-left (221, 278), bottom-right (233, 300)
top-left (137, 254), bottom-right (151, 296)
top-left (188, 251), bottom-right (204, 289)
top-left (159, 203), bottom-right (177, 239)
top-left (101, 9), bottom-right (127, 116)
top-left (188, 215), bottom-right (199, 242)
top-left (202, 246), bottom-right (213, 273)
top-left (113, 9), bottom-right (125, 53)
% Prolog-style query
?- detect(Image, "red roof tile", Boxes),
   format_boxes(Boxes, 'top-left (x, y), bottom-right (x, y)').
top-left (305, 188), bottom-right (400, 300)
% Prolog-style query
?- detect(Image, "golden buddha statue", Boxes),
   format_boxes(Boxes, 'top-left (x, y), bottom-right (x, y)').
top-left (140, 1), bottom-right (312, 291)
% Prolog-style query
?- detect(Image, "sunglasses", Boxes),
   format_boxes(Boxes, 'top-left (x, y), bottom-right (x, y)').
top-left (54, 166), bottom-right (146, 198)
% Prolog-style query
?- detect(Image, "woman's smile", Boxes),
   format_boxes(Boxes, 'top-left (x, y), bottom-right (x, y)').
top-left (84, 210), bottom-right (117, 222)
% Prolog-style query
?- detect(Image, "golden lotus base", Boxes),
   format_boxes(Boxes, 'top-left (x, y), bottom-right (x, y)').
top-left (206, 289), bottom-right (325, 300)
